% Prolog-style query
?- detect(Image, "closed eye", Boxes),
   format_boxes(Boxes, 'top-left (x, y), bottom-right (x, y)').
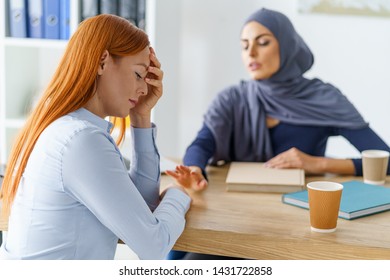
top-left (258, 40), bottom-right (270, 46)
top-left (135, 72), bottom-right (142, 80)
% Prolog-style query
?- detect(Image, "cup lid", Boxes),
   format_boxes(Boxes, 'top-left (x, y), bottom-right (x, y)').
top-left (307, 181), bottom-right (343, 191)
top-left (362, 150), bottom-right (390, 158)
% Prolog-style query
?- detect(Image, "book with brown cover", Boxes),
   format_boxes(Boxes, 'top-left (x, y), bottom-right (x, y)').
top-left (226, 162), bottom-right (305, 193)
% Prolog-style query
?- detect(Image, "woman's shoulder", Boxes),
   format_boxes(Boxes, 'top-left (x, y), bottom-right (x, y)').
top-left (41, 114), bottom-right (109, 151)
top-left (47, 114), bottom-right (90, 136)
top-left (214, 80), bottom-right (251, 101)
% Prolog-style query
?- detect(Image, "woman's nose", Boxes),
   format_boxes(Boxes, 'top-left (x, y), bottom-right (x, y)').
top-left (139, 83), bottom-right (148, 96)
top-left (249, 44), bottom-right (257, 57)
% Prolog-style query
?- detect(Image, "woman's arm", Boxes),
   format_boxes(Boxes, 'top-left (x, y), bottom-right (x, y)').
top-left (265, 126), bottom-right (390, 175)
top-left (128, 124), bottom-right (161, 210)
top-left (338, 126), bottom-right (390, 176)
top-left (264, 147), bottom-right (355, 175)
top-left (183, 123), bottom-right (216, 170)
top-left (62, 128), bottom-right (191, 259)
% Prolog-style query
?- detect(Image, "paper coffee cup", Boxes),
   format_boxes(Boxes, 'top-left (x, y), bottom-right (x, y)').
top-left (307, 181), bottom-right (343, 233)
top-left (362, 150), bottom-right (389, 185)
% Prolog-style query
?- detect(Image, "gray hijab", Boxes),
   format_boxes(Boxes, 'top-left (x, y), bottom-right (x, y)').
top-left (204, 8), bottom-right (367, 164)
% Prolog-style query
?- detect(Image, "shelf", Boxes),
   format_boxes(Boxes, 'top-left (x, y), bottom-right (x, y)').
top-left (4, 119), bottom-right (26, 129)
top-left (4, 37), bottom-right (68, 49)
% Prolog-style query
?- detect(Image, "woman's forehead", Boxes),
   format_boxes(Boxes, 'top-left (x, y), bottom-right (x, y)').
top-left (241, 21), bottom-right (274, 40)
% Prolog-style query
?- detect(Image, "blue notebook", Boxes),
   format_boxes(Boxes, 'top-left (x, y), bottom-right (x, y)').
top-left (282, 180), bottom-right (390, 220)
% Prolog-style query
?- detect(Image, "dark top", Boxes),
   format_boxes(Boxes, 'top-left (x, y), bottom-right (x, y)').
top-left (183, 122), bottom-right (390, 177)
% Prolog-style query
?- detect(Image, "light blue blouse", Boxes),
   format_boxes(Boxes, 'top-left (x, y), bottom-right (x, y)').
top-left (0, 108), bottom-right (191, 260)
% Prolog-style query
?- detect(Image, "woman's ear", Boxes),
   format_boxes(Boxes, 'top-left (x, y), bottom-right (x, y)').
top-left (97, 50), bottom-right (109, 75)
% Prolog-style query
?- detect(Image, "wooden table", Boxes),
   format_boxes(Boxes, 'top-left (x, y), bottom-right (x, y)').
top-left (1, 166), bottom-right (390, 259)
top-left (165, 165), bottom-right (390, 259)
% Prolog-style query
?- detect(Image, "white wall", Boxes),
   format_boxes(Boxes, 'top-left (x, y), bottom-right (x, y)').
top-left (152, 0), bottom-right (390, 159)
top-left (147, 0), bottom-right (182, 157)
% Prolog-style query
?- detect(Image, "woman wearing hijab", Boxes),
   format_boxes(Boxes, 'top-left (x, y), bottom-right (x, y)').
top-left (167, 6), bottom-right (390, 259)
top-left (166, 8), bottom-right (390, 259)
top-left (167, 7), bottom-right (390, 192)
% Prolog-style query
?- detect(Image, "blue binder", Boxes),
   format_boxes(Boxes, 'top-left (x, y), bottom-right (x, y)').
top-left (81, 0), bottom-right (99, 20)
top-left (137, 0), bottom-right (146, 30)
top-left (60, 0), bottom-right (70, 40)
top-left (118, 0), bottom-right (137, 25)
top-left (27, 0), bottom-right (43, 38)
top-left (8, 0), bottom-right (28, 38)
top-left (100, 0), bottom-right (118, 15)
top-left (43, 0), bottom-right (60, 39)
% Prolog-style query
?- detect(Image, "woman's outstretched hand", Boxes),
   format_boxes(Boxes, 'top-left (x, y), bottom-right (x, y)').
top-left (166, 165), bottom-right (208, 191)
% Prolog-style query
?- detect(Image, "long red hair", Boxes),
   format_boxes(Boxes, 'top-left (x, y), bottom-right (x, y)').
top-left (1, 14), bottom-right (150, 218)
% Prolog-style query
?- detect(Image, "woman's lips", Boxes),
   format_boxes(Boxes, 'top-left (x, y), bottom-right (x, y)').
top-left (249, 62), bottom-right (261, 71)
top-left (129, 99), bottom-right (137, 106)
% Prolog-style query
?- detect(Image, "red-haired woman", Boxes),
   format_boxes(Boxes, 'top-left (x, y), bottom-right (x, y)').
top-left (0, 14), bottom-right (191, 260)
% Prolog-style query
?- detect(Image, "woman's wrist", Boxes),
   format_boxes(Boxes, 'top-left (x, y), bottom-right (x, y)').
top-left (130, 113), bottom-right (151, 128)
top-left (188, 165), bottom-right (208, 181)
top-left (320, 157), bottom-right (355, 175)
top-left (189, 166), bottom-right (202, 173)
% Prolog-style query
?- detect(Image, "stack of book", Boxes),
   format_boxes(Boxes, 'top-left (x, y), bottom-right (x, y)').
top-left (225, 162), bottom-right (305, 193)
